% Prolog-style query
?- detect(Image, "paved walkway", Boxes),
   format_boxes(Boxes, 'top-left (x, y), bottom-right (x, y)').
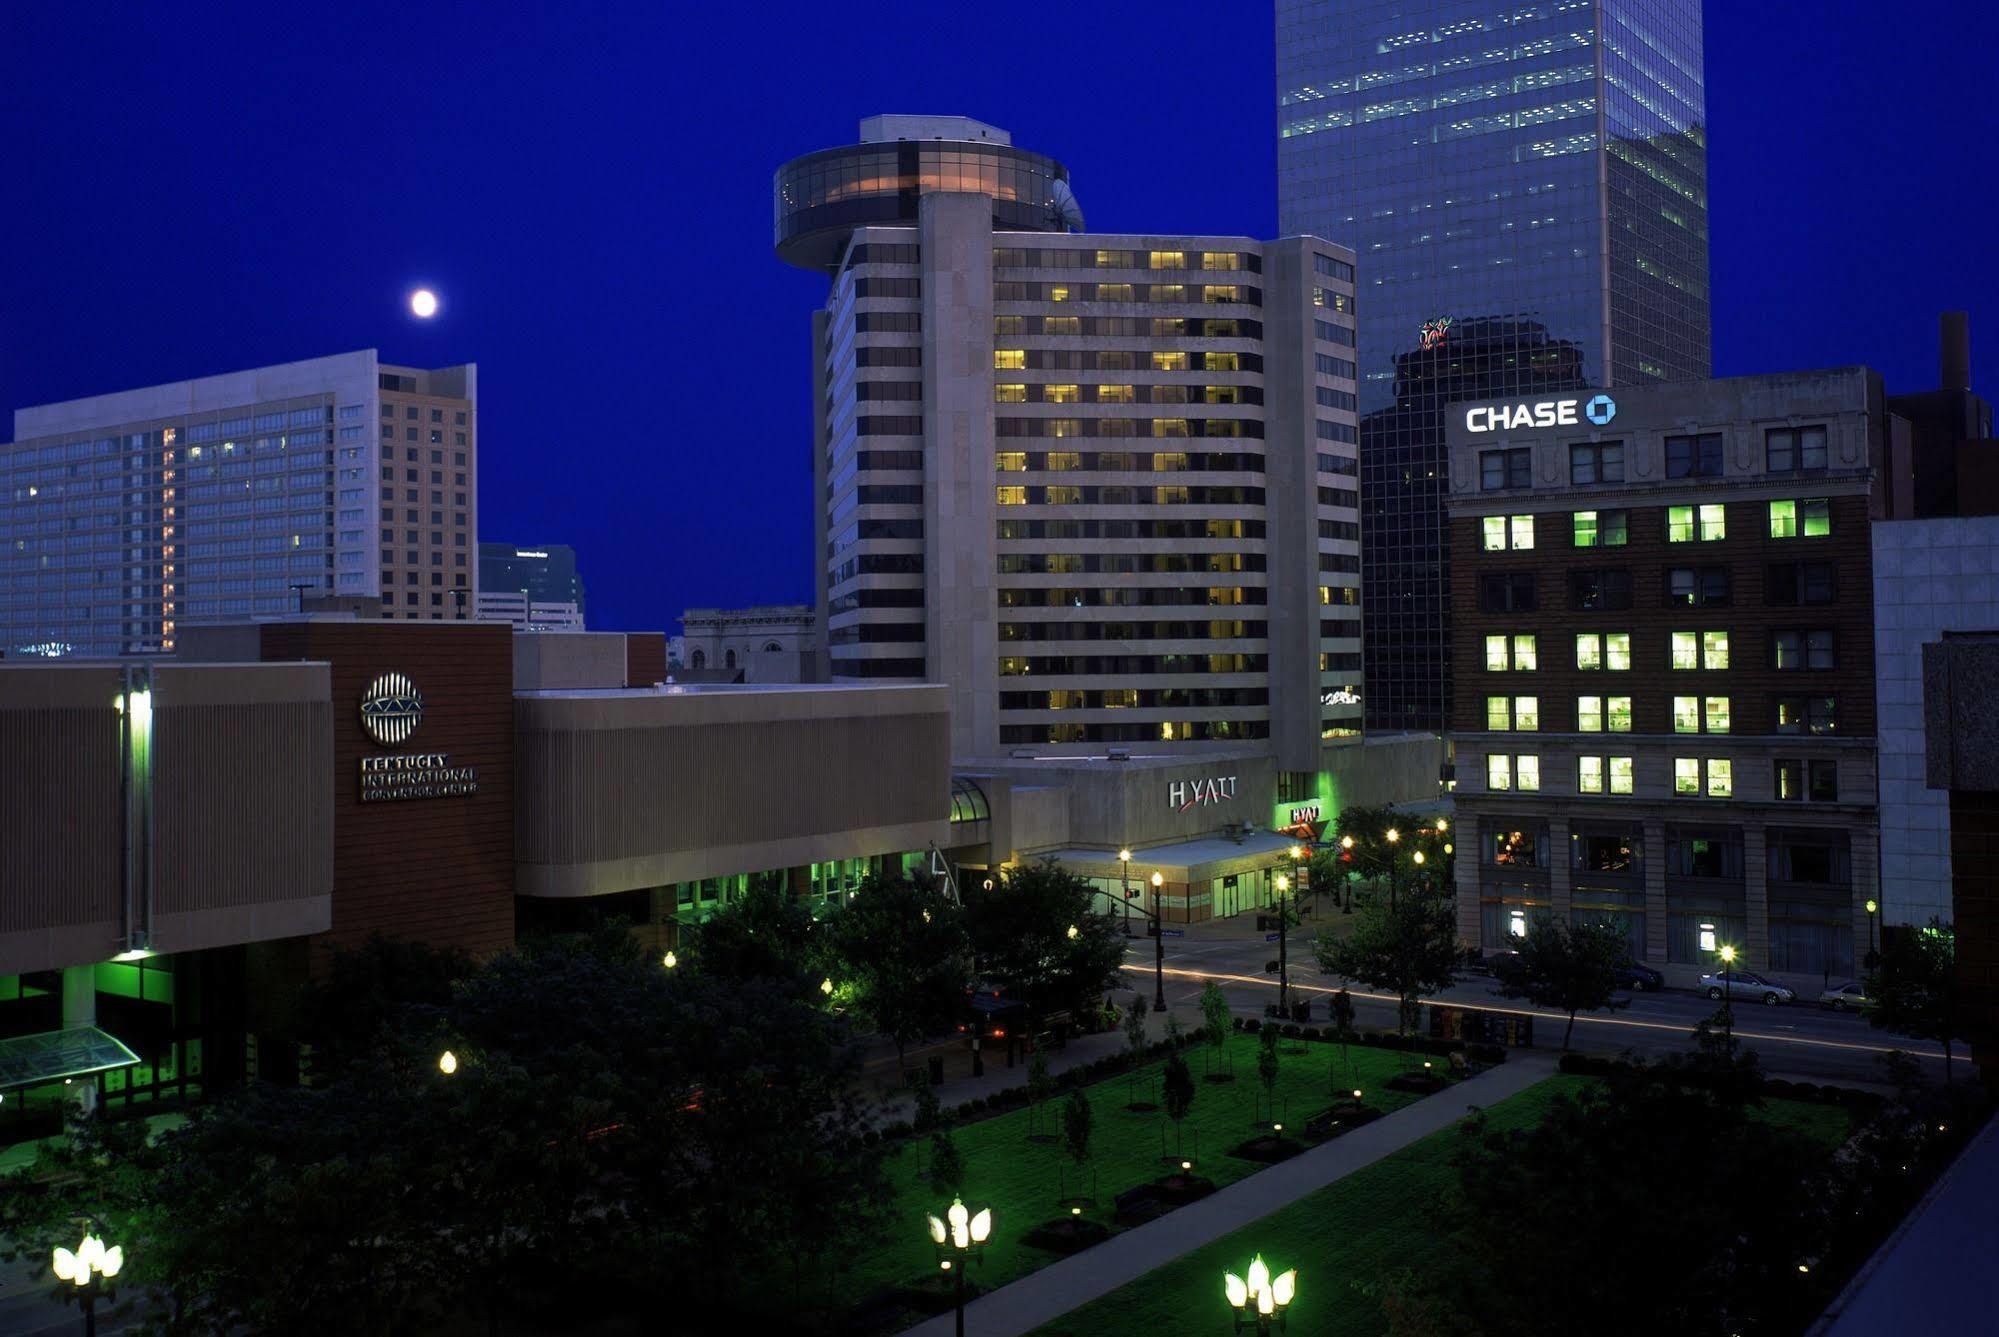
top-left (900, 1050), bottom-right (1562, 1337)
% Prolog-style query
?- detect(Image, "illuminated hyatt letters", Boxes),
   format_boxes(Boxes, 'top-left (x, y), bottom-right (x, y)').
top-left (1465, 394), bottom-right (1617, 434)
top-left (1169, 775), bottom-right (1237, 811)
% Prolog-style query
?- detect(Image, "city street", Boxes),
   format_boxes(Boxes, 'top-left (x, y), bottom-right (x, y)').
top-left (1117, 912), bottom-right (1949, 1088)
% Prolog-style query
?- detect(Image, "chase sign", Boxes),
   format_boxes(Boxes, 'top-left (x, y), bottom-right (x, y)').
top-left (1465, 393), bottom-right (1616, 434)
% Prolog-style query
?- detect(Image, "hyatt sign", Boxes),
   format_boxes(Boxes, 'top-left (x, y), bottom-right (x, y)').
top-left (1465, 393), bottom-right (1616, 433)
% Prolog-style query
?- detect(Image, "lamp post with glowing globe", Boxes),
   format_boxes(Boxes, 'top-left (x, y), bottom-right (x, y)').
top-left (1149, 870), bottom-right (1168, 1012)
top-left (1223, 1254), bottom-right (1296, 1334)
top-left (51, 1231), bottom-right (123, 1337)
top-left (927, 1196), bottom-right (993, 1337)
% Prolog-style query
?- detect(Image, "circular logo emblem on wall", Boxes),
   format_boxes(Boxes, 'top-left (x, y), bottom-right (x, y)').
top-left (359, 672), bottom-right (423, 747)
top-left (1584, 393), bottom-right (1618, 426)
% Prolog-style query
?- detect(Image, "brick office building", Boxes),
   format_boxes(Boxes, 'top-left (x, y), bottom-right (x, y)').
top-left (1446, 371), bottom-right (1891, 986)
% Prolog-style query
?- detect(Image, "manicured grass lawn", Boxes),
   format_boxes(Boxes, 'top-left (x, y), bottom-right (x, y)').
top-left (1029, 1075), bottom-right (1857, 1337)
top-left (818, 1033), bottom-right (1448, 1329)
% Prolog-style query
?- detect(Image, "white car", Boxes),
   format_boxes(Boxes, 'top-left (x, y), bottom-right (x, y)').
top-left (1697, 969), bottom-right (1795, 1006)
top-left (1817, 981), bottom-right (1870, 1011)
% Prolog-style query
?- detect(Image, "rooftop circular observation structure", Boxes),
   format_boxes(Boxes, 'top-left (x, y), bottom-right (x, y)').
top-left (774, 115), bottom-right (1082, 271)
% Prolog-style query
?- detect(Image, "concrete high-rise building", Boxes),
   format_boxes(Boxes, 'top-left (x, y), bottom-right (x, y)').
top-left (1277, 0), bottom-right (1712, 733)
top-left (0, 350), bottom-right (478, 656)
top-left (776, 116), bottom-right (1363, 771)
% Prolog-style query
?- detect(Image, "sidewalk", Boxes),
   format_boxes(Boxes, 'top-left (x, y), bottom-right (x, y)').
top-left (899, 1050), bottom-right (1561, 1337)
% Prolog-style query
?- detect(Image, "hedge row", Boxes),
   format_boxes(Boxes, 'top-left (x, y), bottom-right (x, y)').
top-left (1555, 1051), bottom-right (1884, 1110)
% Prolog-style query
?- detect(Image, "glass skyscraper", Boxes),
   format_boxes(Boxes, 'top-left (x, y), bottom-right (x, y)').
top-left (1277, 0), bottom-right (1711, 732)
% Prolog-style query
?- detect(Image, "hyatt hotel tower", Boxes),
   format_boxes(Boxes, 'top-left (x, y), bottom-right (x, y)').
top-left (777, 116), bottom-right (1363, 770)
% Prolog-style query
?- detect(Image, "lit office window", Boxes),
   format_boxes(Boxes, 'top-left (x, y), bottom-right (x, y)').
top-left (1608, 757), bottom-right (1634, 794)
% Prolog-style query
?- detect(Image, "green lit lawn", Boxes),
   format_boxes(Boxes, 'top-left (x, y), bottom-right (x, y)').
top-left (1028, 1076), bottom-right (1857, 1337)
top-left (815, 1034), bottom-right (1447, 1329)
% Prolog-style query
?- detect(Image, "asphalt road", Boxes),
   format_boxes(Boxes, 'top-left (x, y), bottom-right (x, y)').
top-left (1119, 926), bottom-right (1949, 1087)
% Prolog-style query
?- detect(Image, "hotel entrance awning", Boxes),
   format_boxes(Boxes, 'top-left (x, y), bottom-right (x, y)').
top-left (0, 1027), bottom-right (141, 1091)
top-left (1035, 829), bottom-right (1302, 884)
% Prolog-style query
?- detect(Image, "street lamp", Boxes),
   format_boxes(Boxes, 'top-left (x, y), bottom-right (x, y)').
top-left (1864, 898), bottom-right (1880, 968)
top-left (1119, 848), bottom-right (1134, 937)
top-left (927, 1196), bottom-right (994, 1337)
top-left (1223, 1254), bottom-right (1297, 1334)
top-left (1273, 873), bottom-right (1292, 1016)
top-left (438, 1049), bottom-right (458, 1075)
top-left (661, 950), bottom-right (678, 970)
top-left (52, 1232), bottom-right (123, 1337)
top-left (1716, 944), bottom-right (1738, 1052)
top-left (1150, 871), bottom-right (1168, 1012)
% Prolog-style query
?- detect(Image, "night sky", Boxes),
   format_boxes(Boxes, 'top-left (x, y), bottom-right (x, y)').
top-left (3, 2), bottom-right (1994, 634)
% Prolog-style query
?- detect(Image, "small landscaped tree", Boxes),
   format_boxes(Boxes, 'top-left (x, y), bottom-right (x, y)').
top-left (1494, 914), bottom-right (1630, 1051)
top-left (1026, 1050), bottom-right (1054, 1141)
top-left (1061, 1087), bottom-right (1094, 1201)
top-left (1123, 991), bottom-right (1151, 1109)
top-left (1868, 918), bottom-right (1962, 1082)
top-left (1330, 985), bottom-right (1358, 1093)
top-left (928, 1128), bottom-right (965, 1194)
top-left (964, 861), bottom-right (1125, 1030)
top-left (1257, 1026), bottom-right (1281, 1122)
top-left (1200, 980), bottom-right (1234, 1080)
top-left (1164, 1011), bottom-right (1184, 1047)
top-left (1316, 886), bottom-right (1459, 1035)
top-left (1162, 1052), bottom-right (1196, 1157)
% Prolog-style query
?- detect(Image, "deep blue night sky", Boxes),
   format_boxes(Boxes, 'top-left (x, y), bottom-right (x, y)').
top-left (3, 2), bottom-right (1994, 634)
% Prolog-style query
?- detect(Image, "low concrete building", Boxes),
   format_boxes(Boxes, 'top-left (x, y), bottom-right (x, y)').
top-left (674, 605), bottom-right (817, 683)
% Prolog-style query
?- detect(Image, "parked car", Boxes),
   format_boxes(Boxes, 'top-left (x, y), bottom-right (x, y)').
top-left (1484, 949), bottom-right (1527, 986)
top-left (1697, 969), bottom-right (1796, 1006)
top-left (1614, 960), bottom-right (1665, 992)
top-left (1817, 981), bottom-right (1871, 1011)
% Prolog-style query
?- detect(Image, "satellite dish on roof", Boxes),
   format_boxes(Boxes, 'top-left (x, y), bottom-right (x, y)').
top-left (1051, 178), bottom-right (1085, 232)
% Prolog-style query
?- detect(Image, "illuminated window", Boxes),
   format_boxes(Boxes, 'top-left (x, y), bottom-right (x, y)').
top-left (1674, 758), bottom-right (1700, 795)
top-left (1608, 756), bottom-right (1634, 794)
top-left (1768, 500), bottom-right (1797, 538)
top-left (1700, 504), bottom-right (1726, 541)
top-left (1485, 634), bottom-right (1537, 671)
top-left (995, 384), bottom-right (1027, 403)
top-left (1201, 285), bottom-right (1241, 303)
top-left (1667, 505), bottom-right (1695, 543)
top-left (996, 452), bottom-right (1026, 472)
top-left (1045, 485), bottom-right (1082, 504)
top-left (1577, 695), bottom-right (1603, 732)
top-left (1705, 697), bottom-right (1730, 733)
top-left (1606, 696), bottom-right (1632, 731)
top-left (1576, 633), bottom-right (1630, 670)
top-left (1154, 485), bottom-right (1189, 504)
top-left (1572, 509), bottom-right (1629, 547)
top-left (1045, 452), bottom-right (1082, 471)
top-left (1148, 250), bottom-right (1186, 269)
top-left (1049, 419), bottom-right (1082, 439)
top-left (1045, 385), bottom-right (1081, 404)
top-left (1514, 696), bottom-right (1539, 731)
top-left (1514, 634), bottom-right (1538, 670)
top-left (1673, 696), bottom-right (1699, 732)
top-left (1487, 695), bottom-right (1511, 731)
top-left (1204, 352), bottom-right (1240, 372)
top-left (1578, 756), bottom-right (1604, 793)
top-left (1486, 635), bottom-right (1509, 672)
top-left (1516, 755), bottom-right (1540, 791)
top-left (1151, 452), bottom-right (1188, 471)
top-left (1149, 284), bottom-right (1187, 302)
top-left (996, 486), bottom-right (1026, 506)
top-left (1510, 515), bottom-right (1534, 549)
top-left (1483, 516), bottom-right (1506, 551)
top-left (1485, 695), bottom-right (1537, 731)
top-left (1152, 419), bottom-right (1189, 438)
top-left (1707, 759), bottom-right (1732, 797)
top-left (1098, 384), bottom-right (1135, 404)
top-left (1202, 385), bottom-right (1240, 404)
top-left (1201, 251), bottom-right (1241, 271)
top-left (1703, 631), bottom-right (1730, 669)
top-left (1152, 351), bottom-right (1189, 372)
top-left (1049, 285), bottom-right (1072, 302)
top-left (1671, 632), bottom-right (1698, 670)
top-left (1488, 754), bottom-right (1512, 790)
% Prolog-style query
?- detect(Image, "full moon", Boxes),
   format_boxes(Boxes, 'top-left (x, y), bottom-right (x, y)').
top-left (410, 289), bottom-right (439, 319)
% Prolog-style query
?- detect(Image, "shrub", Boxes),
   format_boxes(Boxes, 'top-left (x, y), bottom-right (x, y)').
top-left (1282, 1024), bottom-right (1302, 1038)
top-left (1301, 1026), bottom-right (1322, 1041)
top-left (1243, 1019), bottom-right (1262, 1035)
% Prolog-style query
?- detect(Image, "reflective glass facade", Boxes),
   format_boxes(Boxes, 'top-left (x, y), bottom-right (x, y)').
top-left (1278, 0), bottom-right (1710, 731)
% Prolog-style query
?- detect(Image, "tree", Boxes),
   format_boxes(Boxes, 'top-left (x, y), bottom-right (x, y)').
top-left (964, 861), bottom-right (1126, 1026)
top-left (1162, 1053), bottom-right (1196, 1157)
top-left (1062, 1087), bottom-right (1093, 1169)
top-left (1026, 1050), bottom-right (1054, 1140)
top-left (1868, 918), bottom-right (1962, 1082)
top-left (686, 878), bottom-right (825, 996)
top-left (1410, 1059), bottom-right (1829, 1337)
top-left (1257, 1026), bottom-right (1281, 1120)
top-left (1123, 991), bottom-right (1151, 1108)
top-left (295, 933), bottom-right (475, 1080)
top-left (1493, 914), bottom-right (1630, 1050)
top-left (824, 875), bottom-right (969, 1071)
top-left (928, 1129), bottom-right (965, 1194)
top-left (1315, 886), bottom-right (1459, 1035)
top-left (1200, 979), bottom-right (1234, 1079)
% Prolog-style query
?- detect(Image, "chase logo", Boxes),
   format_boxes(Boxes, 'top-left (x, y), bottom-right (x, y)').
top-left (359, 672), bottom-right (423, 747)
top-left (1584, 394), bottom-right (1618, 427)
